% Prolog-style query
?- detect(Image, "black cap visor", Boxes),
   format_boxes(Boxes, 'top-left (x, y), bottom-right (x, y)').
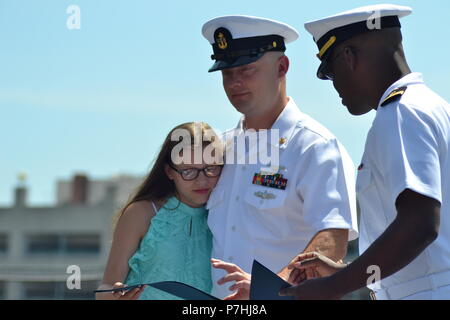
top-left (317, 55), bottom-right (331, 80)
top-left (208, 53), bottom-right (265, 73)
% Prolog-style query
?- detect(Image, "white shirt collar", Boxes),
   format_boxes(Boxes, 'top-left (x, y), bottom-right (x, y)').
top-left (235, 97), bottom-right (302, 148)
top-left (378, 72), bottom-right (424, 108)
top-left (271, 97), bottom-right (303, 148)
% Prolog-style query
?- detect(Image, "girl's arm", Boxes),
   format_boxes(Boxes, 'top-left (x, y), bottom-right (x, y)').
top-left (95, 201), bottom-right (156, 300)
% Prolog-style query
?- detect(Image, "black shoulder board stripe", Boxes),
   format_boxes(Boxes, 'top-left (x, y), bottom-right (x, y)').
top-left (381, 86), bottom-right (408, 107)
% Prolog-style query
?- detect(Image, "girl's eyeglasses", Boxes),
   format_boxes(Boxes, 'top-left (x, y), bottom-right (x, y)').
top-left (168, 164), bottom-right (223, 181)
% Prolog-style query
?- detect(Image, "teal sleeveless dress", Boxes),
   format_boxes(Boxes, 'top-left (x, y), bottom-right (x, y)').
top-left (125, 197), bottom-right (213, 300)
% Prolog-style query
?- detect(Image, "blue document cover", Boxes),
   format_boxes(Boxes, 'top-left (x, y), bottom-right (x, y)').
top-left (149, 260), bottom-right (294, 300)
top-left (95, 260), bottom-right (294, 300)
top-left (150, 281), bottom-right (220, 300)
top-left (249, 260), bottom-right (294, 300)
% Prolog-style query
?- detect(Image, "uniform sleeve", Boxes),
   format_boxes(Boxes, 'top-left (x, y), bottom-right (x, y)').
top-left (296, 137), bottom-right (359, 241)
top-left (372, 103), bottom-right (442, 205)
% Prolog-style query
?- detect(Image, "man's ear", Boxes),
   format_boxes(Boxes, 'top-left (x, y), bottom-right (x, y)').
top-left (278, 55), bottom-right (289, 77)
top-left (343, 46), bottom-right (357, 72)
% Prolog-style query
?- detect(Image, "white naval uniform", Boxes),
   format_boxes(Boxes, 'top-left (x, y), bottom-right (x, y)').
top-left (207, 97), bottom-right (359, 299)
top-left (357, 73), bottom-right (450, 300)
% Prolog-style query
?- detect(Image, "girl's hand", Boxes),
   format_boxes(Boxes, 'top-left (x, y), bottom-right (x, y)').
top-left (211, 258), bottom-right (251, 300)
top-left (95, 282), bottom-right (147, 300)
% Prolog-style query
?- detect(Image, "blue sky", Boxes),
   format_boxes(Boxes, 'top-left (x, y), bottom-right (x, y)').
top-left (1, 0), bottom-right (450, 206)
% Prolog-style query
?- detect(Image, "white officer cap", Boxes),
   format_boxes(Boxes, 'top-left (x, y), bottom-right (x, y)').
top-left (202, 15), bottom-right (299, 72)
top-left (304, 4), bottom-right (412, 79)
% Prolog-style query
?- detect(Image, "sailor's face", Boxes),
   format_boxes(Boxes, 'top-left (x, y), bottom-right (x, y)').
top-left (222, 63), bottom-right (256, 110)
top-left (333, 76), bottom-right (371, 116)
top-left (221, 54), bottom-right (279, 116)
top-left (328, 47), bottom-right (372, 116)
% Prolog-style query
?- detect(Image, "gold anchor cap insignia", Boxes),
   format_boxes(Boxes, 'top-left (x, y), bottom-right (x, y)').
top-left (217, 32), bottom-right (228, 50)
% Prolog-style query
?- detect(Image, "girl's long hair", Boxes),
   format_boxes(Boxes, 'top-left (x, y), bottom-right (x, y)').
top-left (112, 122), bottom-right (222, 229)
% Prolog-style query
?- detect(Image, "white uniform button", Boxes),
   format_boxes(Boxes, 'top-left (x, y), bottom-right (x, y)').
top-left (231, 226), bottom-right (236, 232)
top-left (236, 196), bottom-right (240, 201)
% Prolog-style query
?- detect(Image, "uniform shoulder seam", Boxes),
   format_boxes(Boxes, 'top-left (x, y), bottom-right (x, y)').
top-left (295, 121), bottom-right (334, 142)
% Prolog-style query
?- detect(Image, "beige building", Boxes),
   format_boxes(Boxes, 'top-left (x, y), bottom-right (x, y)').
top-left (56, 174), bottom-right (144, 208)
top-left (0, 174), bottom-right (143, 300)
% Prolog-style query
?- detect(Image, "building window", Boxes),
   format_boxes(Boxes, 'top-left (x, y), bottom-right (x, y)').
top-left (22, 281), bottom-right (99, 300)
top-left (63, 280), bottom-right (99, 300)
top-left (66, 235), bottom-right (100, 254)
top-left (0, 234), bottom-right (8, 254)
top-left (25, 234), bottom-right (100, 255)
top-left (0, 281), bottom-right (5, 300)
top-left (23, 282), bottom-right (57, 299)
top-left (26, 235), bottom-right (59, 254)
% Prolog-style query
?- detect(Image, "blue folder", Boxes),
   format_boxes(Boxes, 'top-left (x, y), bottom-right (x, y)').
top-left (249, 260), bottom-right (294, 300)
top-left (149, 260), bottom-right (294, 300)
top-left (94, 260), bottom-right (294, 300)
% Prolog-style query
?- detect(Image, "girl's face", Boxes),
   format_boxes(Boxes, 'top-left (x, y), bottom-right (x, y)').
top-left (165, 150), bottom-right (222, 208)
